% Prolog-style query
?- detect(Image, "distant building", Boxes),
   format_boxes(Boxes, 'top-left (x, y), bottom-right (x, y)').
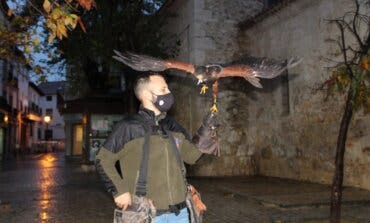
top-left (0, 55), bottom-right (43, 156)
top-left (61, 96), bottom-right (127, 162)
top-left (0, 0), bottom-right (13, 160)
top-left (27, 82), bottom-right (44, 149)
top-left (38, 81), bottom-right (66, 141)
top-left (0, 0), bottom-right (45, 158)
top-left (60, 64), bottom-right (129, 163)
top-left (17, 64), bottom-right (43, 152)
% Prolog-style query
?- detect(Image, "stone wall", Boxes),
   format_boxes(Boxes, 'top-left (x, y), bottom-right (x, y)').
top-left (241, 0), bottom-right (370, 189)
top-left (162, 0), bottom-right (264, 176)
top-left (162, 0), bottom-right (370, 190)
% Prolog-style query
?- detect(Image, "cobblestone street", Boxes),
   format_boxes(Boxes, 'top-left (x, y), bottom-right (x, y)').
top-left (1, 152), bottom-right (370, 223)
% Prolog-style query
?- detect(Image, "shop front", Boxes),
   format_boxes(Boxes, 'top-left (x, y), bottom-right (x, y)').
top-left (61, 96), bottom-right (128, 163)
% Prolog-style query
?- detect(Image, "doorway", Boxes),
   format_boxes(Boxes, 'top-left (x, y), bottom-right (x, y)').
top-left (72, 124), bottom-right (83, 155)
top-left (0, 128), bottom-right (3, 161)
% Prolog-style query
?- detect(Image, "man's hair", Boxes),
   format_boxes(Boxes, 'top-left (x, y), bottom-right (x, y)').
top-left (134, 72), bottom-right (164, 100)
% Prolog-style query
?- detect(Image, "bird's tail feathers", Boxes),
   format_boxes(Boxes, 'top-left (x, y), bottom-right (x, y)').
top-left (244, 76), bottom-right (263, 88)
top-left (286, 57), bottom-right (303, 69)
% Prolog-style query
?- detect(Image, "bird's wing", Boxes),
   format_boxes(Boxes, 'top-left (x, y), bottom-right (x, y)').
top-left (113, 50), bottom-right (195, 74)
top-left (218, 57), bottom-right (302, 88)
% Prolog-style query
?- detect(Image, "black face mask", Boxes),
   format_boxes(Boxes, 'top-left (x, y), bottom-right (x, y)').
top-left (153, 92), bottom-right (174, 112)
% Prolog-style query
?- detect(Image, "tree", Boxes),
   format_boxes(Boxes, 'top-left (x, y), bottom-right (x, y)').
top-left (54, 0), bottom-right (176, 100)
top-left (0, 0), bottom-right (96, 79)
top-left (1, 0), bottom-right (176, 89)
top-left (322, 1), bottom-right (370, 222)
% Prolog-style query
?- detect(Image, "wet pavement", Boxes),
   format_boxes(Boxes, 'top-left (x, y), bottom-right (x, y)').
top-left (1, 152), bottom-right (370, 223)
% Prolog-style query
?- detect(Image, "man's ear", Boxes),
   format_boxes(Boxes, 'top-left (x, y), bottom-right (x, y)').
top-left (141, 88), bottom-right (153, 103)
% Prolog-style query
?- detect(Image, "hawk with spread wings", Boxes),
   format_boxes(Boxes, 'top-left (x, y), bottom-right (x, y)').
top-left (113, 50), bottom-right (301, 113)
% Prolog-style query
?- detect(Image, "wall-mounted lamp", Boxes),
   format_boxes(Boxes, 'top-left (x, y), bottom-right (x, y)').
top-left (3, 114), bottom-right (8, 123)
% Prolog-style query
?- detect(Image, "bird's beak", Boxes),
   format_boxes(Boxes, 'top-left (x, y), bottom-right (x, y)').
top-left (196, 79), bottom-right (205, 85)
top-left (196, 75), bottom-right (205, 85)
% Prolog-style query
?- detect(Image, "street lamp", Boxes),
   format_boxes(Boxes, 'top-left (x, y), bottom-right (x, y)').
top-left (44, 115), bottom-right (51, 140)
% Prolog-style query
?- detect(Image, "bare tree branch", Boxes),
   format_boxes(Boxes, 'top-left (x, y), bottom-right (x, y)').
top-left (336, 21), bottom-right (355, 78)
top-left (352, 0), bottom-right (366, 51)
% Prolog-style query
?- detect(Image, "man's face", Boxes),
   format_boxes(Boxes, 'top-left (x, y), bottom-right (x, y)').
top-left (142, 75), bottom-right (171, 103)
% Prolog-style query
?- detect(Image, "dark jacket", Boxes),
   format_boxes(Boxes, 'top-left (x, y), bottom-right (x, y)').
top-left (95, 108), bottom-right (202, 210)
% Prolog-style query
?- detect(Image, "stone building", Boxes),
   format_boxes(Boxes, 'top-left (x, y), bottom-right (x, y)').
top-left (161, 0), bottom-right (370, 190)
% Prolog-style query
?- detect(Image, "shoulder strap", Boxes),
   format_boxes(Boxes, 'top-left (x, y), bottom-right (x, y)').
top-left (131, 115), bottom-right (151, 197)
top-left (164, 129), bottom-right (188, 186)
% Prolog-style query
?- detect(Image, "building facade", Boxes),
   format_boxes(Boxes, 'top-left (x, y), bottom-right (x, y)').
top-left (161, 0), bottom-right (370, 190)
top-left (27, 82), bottom-right (44, 151)
top-left (0, 57), bottom-right (44, 157)
top-left (0, 1), bottom-right (56, 159)
top-left (38, 81), bottom-right (66, 141)
top-left (61, 97), bottom-right (126, 162)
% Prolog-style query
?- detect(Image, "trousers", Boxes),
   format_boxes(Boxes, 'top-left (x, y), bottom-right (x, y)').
top-left (154, 208), bottom-right (189, 223)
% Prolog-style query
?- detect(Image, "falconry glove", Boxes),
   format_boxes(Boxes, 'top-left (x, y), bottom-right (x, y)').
top-left (192, 112), bottom-right (220, 156)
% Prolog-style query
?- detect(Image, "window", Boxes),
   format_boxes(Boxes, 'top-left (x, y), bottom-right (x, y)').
top-left (45, 129), bottom-right (53, 140)
top-left (9, 95), bottom-right (13, 107)
top-left (46, 95), bottom-right (52, 101)
top-left (264, 0), bottom-right (281, 9)
top-left (46, 108), bottom-right (53, 115)
top-left (38, 128), bottom-right (41, 140)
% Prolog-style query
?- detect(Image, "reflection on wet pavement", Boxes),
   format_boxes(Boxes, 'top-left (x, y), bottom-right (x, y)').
top-left (0, 152), bottom-right (114, 223)
top-left (38, 154), bottom-right (55, 223)
top-left (1, 152), bottom-right (370, 223)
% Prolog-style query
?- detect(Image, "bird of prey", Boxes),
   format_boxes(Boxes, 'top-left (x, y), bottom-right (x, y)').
top-left (113, 50), bottom-right (302, 113)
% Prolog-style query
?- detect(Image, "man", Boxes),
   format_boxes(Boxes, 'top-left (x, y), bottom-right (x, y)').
top-left (95, 73), bottom-right (218, 223)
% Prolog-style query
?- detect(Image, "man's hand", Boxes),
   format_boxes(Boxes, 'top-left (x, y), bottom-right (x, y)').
top-left (192, 112), bottom-right (221, 156)
top-left (114, 192), bottom-right (132, 210)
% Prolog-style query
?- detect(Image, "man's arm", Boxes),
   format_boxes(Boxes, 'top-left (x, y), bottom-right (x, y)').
top-left (175, 133), bottom-right (203, 164)
top-left (95, 148), bottom-right (128, 198)
top-left (164, 113), bottom-right (220, 164)
top-left (191, 112), bottom-right (220, 156)
top-left (94, 119), bottom-right (131, 198)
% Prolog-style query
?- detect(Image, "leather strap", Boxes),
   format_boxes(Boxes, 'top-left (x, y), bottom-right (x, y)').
top-left (156, 201), bottom-right (187, 216)
top-left (164, 129), bottom-right (188, 186)
top-left (132, 115), bottom-right (151, 197)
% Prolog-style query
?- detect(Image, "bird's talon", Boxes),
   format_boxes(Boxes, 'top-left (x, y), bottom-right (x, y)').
top-left (200, 84), bottom-right (208, 94)
top-left (210, 104), bottom-right (218, 113)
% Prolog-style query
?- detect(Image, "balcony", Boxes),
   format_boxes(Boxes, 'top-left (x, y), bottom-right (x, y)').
top-left (22, 103), bottom-right (43, 122)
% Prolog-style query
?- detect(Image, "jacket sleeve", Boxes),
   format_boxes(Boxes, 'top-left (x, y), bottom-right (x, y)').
top-left (176, 132), bottom-right (203, 165)
top-left (94, 119), bottom-right (132, 198)
top-left (95, 148), bottom-right (129, 198)
top-left (163, 117), bottom-right (203, 164)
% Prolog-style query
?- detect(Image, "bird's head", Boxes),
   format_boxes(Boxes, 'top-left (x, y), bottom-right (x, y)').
top-left (194, 65), bottom-right (207, 84)
top-left (194, 64), bottom-right (222, 84)
top-left (206, 64), bottom-right (222, 78)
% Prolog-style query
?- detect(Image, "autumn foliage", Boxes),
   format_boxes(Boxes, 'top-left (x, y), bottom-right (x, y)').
top-left (0, 0), bottom-right (95, 75)
top-left (42, 0), bottom-right (93, 42)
